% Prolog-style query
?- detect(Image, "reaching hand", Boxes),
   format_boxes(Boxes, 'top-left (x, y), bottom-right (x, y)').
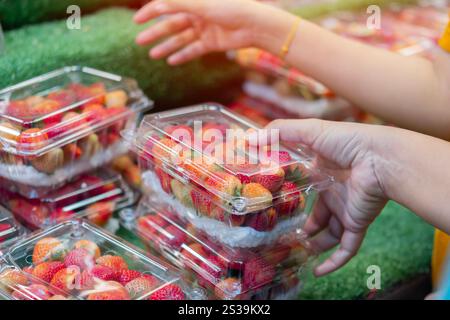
top-left (134, 0), bottom-right (292, 65)
top-left (267, 119), bottom-right (390, 276)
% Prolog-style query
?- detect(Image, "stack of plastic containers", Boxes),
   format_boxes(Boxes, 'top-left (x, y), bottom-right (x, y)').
top-left (0, 66), bottom-right (152, 226)
top-left (122, 103), bottom-right (332, 299)
top-left (0, 206), bottom-right (25, 251)
top-left (0, 220), bottom-right (194, 300)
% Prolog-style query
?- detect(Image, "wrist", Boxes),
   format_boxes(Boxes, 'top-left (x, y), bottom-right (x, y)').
top-left (249, 6), bottom-right (298, 55)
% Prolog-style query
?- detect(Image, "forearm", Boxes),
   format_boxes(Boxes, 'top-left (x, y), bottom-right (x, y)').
top-left (252, 7), bottom-right (450, 139)
top-left (376, 127), bottom-right (450, 233)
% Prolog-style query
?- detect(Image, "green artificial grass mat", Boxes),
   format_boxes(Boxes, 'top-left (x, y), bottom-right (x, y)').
top-left (0, 0), bottom-right (146, 30)
top-left (0, 8), bottom-right (241, 107)
top-left (298, 201), bottom-right (434, 299)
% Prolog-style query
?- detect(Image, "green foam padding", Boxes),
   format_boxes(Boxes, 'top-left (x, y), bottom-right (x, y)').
top-left (298, 201), bottom-right (433, 299)
top-left (0, 0), bottom-right (146, 30)
top-left (0, 8), bottom-right (241, 107)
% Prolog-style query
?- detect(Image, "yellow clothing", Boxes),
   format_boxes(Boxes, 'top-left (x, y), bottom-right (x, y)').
top-left (438, 12), bottom-right (450, 51)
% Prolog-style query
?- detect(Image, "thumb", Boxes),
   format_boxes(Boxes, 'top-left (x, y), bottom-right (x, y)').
top-left (134, 0), bottom-right (210, 24)
top-left (266, 119), bottom-right (329, 147)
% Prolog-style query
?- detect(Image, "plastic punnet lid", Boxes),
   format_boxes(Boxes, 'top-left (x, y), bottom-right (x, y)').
top-left (130, 103), bottom-right (333, 215)
top-left (125, 198), bottom-right (315, 300)
top-left (0, 66), bottom-right (152, 157)
top-left (0, 262), bottom-right (77, 300)
top-left (3, 220), bottom-right (190, 300)
top-left (0, 168), bottom-right (136, 229)
top-left (0, 205), bottom-right (25, 249)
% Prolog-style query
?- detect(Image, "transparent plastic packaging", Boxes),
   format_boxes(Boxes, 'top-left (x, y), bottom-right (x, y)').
top-left (1, 220), bottom-right (192, 300)
top-left (0, 168), bottom-right (136, 230)
top-left (120, 198), bottom-right (315, 300)
top-left (126, 104), bottom-right (333, 246)
top-left (0, 66), bottom-right (153, 198)
top-left (0, 206), bottom-right (25, 250)
top-left (230, 49), bottom-right (358, 121)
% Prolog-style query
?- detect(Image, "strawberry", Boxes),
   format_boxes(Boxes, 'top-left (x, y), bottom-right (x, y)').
top-left (214, 278), bottom-right (242, 300)
top-left (86, 202), bottom-right (114, 227)
top-left (30, 99), bottom-right (63, 125)
top-left (81, 103), bottom-right (107, 123)
top-left (111, 155), bottom-right (134, 172)
top-left (205, 172), bottom-right (242, 198)
top-left (96, 255), bottom-right (128, 272)
top-left (236, 173), bottom-right (251, 184)
top-left (155, 167), bottom-right (173, 194)
top-left (6, 100), bottom-right (28, 118)
top-left (49, 208), bottom-right (75, 224)
top-left (170, 179), bottom-right (194, 207)
top-left (241, 183), bottom-right (273, 207)
top-left (149, 284), bottom-right (185, 300)
top-left (243, 257), bottom-right (275, 290)
top-left (32, 237), bottom-right (67, 264)
top-left (190, 189), bottom-right (213, 216)
top-left (209, 205), bottom-right (226, 222)
top-left (74, 240), bottom-right (101, 259)
top-left (87, 281), bottom-right (130, 300)
top-left (263, 244), bottom-right (291, 265)
top-left (266, 208), bottom-right (278, 231)
top-left (117, 269), bottom-right (142, 285)
top-left (90, 265), bottom-right (117, 281)
top-left (32, 262), bottom-right (65, 283)
top-left (165, 124), bottom-right (194, 146)
top-left (151, 138), bottom-right (182, 165)
top-left (0, 269), bottom-right (29, 292)
top-left (12, 284), bottom-right (52, 300)
top-left (50, 267), bottom-right (80, 291)
top-left (18, 128), bottom-right (48, 155)
top-left (230, 214), bottom-right (245, 226)
top-left (125, 276), bottom-right (160, 299)
top-left (245, 211), bottom-right (269, 232)
top-left (180, 243), bottom-right (208, 267)
top-left (251, 166), bottom-right (285, 193)
top-left (47, 89), bottom-right (76, 107)
top-left (161, 225), bottom-right (187, 248)
top-left (136, 215), bottom-right (168, 240)
top-left (105, 90), bottom-right (128, 108)
top-left (63, 248), bottom-right (95, 270)
top-left (63, 143), bottom-right (83, 160)
top-left (275, 181), bottom-right (304, 217)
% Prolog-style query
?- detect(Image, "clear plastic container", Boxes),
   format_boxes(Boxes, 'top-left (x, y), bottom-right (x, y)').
top-left (1, 219), bottom-right (193, 300)
top-left (125, 104), bottom-right (333, 246)
top-left (0, 66), bottom-right (153, 198)
top-left (0, 168), bottom-right (136, 230)
top-left (120, 198), bottom-right (315, 300)
top-left (0, 205), bottom-right (25, 251)
top-left (230, 49), bottom-right (358, 121)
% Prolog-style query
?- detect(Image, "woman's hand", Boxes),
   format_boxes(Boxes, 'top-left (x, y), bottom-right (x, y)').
top-left (267, 119), bottom-right (392, 276)
top-left (134, 0), bottom-right (294, 65)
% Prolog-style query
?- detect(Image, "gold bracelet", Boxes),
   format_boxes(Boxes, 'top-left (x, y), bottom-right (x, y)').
top-left (279, 16), bottom-right (301, 60)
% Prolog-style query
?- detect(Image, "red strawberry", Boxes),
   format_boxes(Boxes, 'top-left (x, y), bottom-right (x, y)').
top-left (74, 240), bottom-right (101, 259)
top-left (243, 257), bottom-right (275, 290)
top-left (49, 208), bottom-right (75, 224)
top-left (263, 244), bottom-right (291, 265)
top-left (87, 281), bottom-right (130, 300)
top-left (90, 265), bottom-right (117, 281)
top-left (275, 181), bottom-right (304, 217)
top-left (32, 262), bottom-right (65, 283)
top-left (136, 215), bottom-right (168, 240)
top-left (161, 225), bottom-right (187, 248)
top-left (241, 183), bottom-right (273, 208)
top-left (125, 276), bottom-right (160, 299)
top-left (236, 173), bottom-right (251, 184)
top-left (12, 284), bottom-right (52, 300)
top-left (266, 208), bottom-right (278, 231)
top-left (204, 172), bottom-right (242, 197)
top-left (190, 189), bottom-right (213, 216)
top-left (18, 128), bottom-right (49, 154)
top-left (245, 211), bottom-right (269, 232)
top-left (230, 214), bottom-right (246, 226)
top-left (47, 89), bottom-right (76, 107)
top-left (86, 202), bottom-right (114, 227)
top-left (50, 267), bottom-right (80, 291)
top-left (117, 269), bottom-right (141, 285)
top-left (165, 124), bottom-right (194, 146)
top-left (81, 103), bottom-right (107, 123)
top-left (251, 167), bottom-right (285, 193)
top-left (32, 237), bottom-right (67, 264)
top-left (63, 248), bottom-right (95, 270)
top-left (96, 255), bottom-right (128, 272)
top-left (30, 99), bottom-right (63, 125)
top-left (149, 284), bottom-right (185, 300)
top-left (155, 167), bottom-right (172, 194)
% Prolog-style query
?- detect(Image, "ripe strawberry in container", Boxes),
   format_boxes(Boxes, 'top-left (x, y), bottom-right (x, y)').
top-left (127, 104), bottom-right (332, 246)
top-left (1, 220), bottom-right (193, 300)
top-left (0, 66), bottom-right (153, 199)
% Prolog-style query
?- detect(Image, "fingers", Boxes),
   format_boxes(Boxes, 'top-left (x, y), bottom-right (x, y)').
top-left (167, 40), bottom-right (207, 65)
top-left (266, 119), bottom-right (330, 146)
top-left (303, 198), bottom-right (332, 236)
top-left (150, 28), bottom-right (197, 59)
top-left (136, 13), bottom-right (192, 46)
top-left (134, 0), bottom-right (209, 24)
top-left (308, 216), bottom-right (343, 252)
top-left (314, 229), bottom-right (366, 276)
